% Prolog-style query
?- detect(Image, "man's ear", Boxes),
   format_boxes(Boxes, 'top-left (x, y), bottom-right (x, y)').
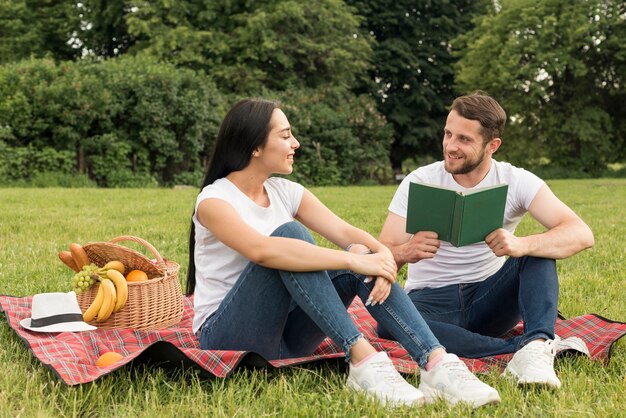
top-left (487, 138), bottom-right (502, 155)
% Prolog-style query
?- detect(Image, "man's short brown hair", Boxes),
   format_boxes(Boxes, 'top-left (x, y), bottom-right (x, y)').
top-left (450, 92), bottom-right (506, 142)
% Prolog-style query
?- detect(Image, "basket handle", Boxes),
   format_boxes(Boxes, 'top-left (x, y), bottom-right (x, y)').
top-left (108, 236), bottom-right (164, 264)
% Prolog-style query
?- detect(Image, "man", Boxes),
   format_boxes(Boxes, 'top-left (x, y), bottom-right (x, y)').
top-left (378, 92), bottom-right (594, 389)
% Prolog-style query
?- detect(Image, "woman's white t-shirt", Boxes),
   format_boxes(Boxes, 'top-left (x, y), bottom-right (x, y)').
top-left (192, 177), bottom-right (304, 333)
top-left (388, 160), bottom-right (544, 292)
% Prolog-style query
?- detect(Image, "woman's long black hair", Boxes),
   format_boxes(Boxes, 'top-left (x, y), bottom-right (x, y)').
top-left (186, 98), bottom-right (279, 295)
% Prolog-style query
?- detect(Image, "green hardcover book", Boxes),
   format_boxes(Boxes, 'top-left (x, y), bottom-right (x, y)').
top-left (406, 182), bottom-right (508, 247)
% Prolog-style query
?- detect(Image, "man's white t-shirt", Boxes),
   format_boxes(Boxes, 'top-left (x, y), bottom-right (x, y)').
top-left (192, 177), bottom-right (304, 333)
top-left (388, 160), bottom-right (544, 292)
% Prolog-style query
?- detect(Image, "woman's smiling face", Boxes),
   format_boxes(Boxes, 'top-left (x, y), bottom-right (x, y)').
top-left (256, 108), bottom-right (300, 175)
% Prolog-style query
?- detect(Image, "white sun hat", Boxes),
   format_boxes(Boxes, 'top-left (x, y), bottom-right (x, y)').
top-left (20, 291), bottom-right (97, 332)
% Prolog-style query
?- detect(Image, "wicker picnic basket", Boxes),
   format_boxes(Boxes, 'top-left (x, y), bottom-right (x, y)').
top-left (76, 236), bottom-right (183, 330)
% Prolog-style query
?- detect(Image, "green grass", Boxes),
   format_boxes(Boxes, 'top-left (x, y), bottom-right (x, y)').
top-left (0, 179), bottom-right (624, 417)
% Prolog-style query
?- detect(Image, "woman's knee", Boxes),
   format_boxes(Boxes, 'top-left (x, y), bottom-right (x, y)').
top-left (271, 221), bottom-right (316, 244)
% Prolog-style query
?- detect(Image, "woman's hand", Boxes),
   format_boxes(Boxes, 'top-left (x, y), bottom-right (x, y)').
top-left (346, 244), bottom-right (397, 306)
top-left (347, 243), bottom-right (397, 284)
top-left (365, 277), bottom-right (392, 306)
top-left (349, 251), bottom-right (397, 284)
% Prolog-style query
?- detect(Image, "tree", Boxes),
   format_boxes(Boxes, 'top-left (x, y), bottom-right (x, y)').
top-left (0, 0), bottom-right (395, 186)
top-left (125, 0), bottom-right (374, 93)
top-left (78, 0), bottom-right (135, 58)
top-left (454, 0), bottom-right (625, 174)
top-left (275, 87), bottom-right (392, 185)
top-left (0, 0), bottom-right (81, 63)
top-left (347, 0), bottom-right (490, 173)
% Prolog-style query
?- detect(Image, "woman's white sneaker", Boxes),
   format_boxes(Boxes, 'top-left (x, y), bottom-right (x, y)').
top-left (418, 353), bottom-right (501, 408)
top-left (346, 351), bottom-right (425, 407)
top-left (503, 339), bottom-right (561, 388)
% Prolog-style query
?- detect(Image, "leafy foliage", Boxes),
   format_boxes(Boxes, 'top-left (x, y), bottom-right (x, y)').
top-left (276, 87), bottom-right (392, 185)
top-left (0, 57), bottom-right (224, 186)
top-left (126, 0), bottom-right (373, 93)
top-left (347, 0), bottom-right (490, 171)
top-left (454, 0), bottom-right (625, 174)
top-left (78, 0), bottom-right (136, 57)
top-left (0, 57), bottom-right (390, 186)
top-left (0, 0), bottom-right (81, 63)
top-left (0, 142), bottom-right (71, 183)
top-left (0, 0), bottom-right (623, 184)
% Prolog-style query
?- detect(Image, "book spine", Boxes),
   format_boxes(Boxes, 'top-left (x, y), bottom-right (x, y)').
top-left (450, 194), bottom-right (465, 247)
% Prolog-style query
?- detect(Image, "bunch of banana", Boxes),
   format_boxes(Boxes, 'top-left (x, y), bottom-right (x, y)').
top-left (82, 261), bottom-right (129, 323)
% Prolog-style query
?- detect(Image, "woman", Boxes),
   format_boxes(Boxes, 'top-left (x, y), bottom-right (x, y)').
top-left (187, 99), bottom-right (499, 408)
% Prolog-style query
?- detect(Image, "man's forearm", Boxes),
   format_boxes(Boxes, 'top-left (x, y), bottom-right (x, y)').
top-left (383, 241), bottom-right (408, 270)
top-left (522, 221), bottom-right (594, 259)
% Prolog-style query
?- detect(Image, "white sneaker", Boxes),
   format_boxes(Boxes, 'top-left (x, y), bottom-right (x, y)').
top-left (503, 339), bottom-right (561, 388)
top-left (418, 353), bottom-right (501, 408)
top-left (554, 335), bottom-right (590, 357)
top-left (346, 351), bottom-right (425, 407)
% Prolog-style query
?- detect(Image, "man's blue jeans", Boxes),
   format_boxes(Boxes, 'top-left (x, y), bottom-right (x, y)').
top-left (199, 222), bottom-right (442, 366)
top-left (379, 256), bottom-right (559, 358)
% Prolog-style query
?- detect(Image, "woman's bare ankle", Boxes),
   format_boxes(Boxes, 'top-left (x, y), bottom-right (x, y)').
top-left (349, 338), bottom-right (377, 364)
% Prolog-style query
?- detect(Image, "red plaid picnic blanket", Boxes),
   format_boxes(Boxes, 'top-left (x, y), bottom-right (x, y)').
top-left (1, 294), bottom-right (624, 386)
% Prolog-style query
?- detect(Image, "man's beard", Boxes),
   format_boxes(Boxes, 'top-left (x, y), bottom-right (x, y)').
top-left (444, 152), bottom-right (486, 175)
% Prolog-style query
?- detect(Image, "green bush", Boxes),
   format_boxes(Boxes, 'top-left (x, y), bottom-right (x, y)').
top-left (0, 57), bottom-right (224, 187)
top-left (0, 58), bottom-right (396, 187)
top-left (103, 171), bottom-right (159, 188)
top-left (272, 87), bottom-right (392, 185)
top-left (0, 142), bottom-right (75, 184)
top-left (525, 164), bottom-right (595, 180)
top-left (603, 164), bottom-right (626, 178)
top-left (170, 170), bottom-right (204, 187)
top-left (527, 162), bottom-right (626, 180)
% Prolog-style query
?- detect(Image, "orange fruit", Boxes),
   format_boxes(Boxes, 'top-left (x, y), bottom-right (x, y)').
top-left (125, 269), bottom-right (148, 282)
top-left (96, 351), bottom-right (124, 367)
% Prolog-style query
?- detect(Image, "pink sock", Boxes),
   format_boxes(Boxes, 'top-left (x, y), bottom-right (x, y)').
top-left (425, 352), bottom-right (446, 371)
top-left (352, 352), bottom-right (379, 368)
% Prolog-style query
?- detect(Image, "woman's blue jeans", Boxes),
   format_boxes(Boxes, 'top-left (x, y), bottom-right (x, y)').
top-left (379, 256), bottom-right (559, 358)
top-left (199, 222), bottom-right (442, 366)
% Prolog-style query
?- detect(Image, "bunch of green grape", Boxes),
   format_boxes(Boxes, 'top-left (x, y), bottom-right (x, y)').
top-left (72, 263), bottom-right (101, 295)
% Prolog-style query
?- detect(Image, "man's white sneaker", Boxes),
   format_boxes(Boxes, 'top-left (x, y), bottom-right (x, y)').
top-left (503, 339), bottom-right (561, 388)
top-left (554, 335), bottom-right (590, 357)
top-left (346, 351), bottom-right (425, 407)
top-left (418, 353), bottom-right (501, 408)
